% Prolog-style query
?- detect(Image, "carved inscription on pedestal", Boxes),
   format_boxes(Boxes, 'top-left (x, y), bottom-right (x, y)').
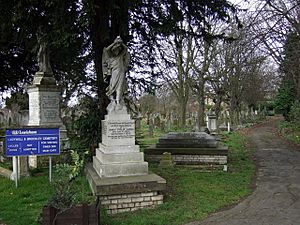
top-left (107, 121), bottom-right (134, 139)
top-left (28, 92), bottom-right (39, 124)
top-left (40, 93), bottom-right (59, 122)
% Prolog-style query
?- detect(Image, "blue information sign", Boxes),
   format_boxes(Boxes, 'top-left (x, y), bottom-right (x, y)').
top-left (5, 128), bottom-right (60, 157)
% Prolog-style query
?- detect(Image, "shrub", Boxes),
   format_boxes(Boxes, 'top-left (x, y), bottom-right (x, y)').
top-left (48, 150), bottom-right (87, 210)
top-left (289, 101), bottom-right (300, 127)
top-left (274, 82), bottom-right (296, 120)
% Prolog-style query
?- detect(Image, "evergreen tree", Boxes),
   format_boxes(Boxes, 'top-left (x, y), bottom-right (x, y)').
top-left (275, 32), bottom-right (300, 120)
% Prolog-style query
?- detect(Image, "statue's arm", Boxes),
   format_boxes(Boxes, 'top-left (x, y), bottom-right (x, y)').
top-left (123, 45), bottom-right (130, 70)
top-left (102, 47), bottom-right (110, 78)
top-left (105, 42), bottom-right (115, 52)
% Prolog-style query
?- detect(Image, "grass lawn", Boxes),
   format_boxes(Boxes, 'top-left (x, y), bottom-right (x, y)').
top-left (0, 175), bottom-right (52, 225)
top-left (0, 130), bottom-right (255, 225)
top-left (0, 174), bottom-right (94, 225)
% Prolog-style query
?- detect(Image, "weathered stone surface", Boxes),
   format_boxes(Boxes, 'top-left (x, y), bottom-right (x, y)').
top-left (97, 143), bottom-right (140, 154)
top-left (96, 149), bottom-right (144, 164)
top-left (207, 114), bottom-right (217, 133)
top-left (102, 119), bottom-right (135, 146)
top-left (93, 156), bottom-right (148, 177)
top-left (94, 110), bottom-right (149, 178)
top-left (159, 152), bottom-right (175, 167)
top-left (27, 86), bottom-right (63, 127)
top-left (156, 132), bottom-right (218, 148)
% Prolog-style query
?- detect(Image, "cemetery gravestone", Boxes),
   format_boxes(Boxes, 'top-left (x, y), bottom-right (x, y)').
top-left (159, 152), bottom-right (175, 168)
top-left (145, 132), bottom-right (228, 166)
top-left (86, 37), bottom-right (166, 214)
top-left (207, 111), bottom-right (217, 133)
top-left (25, 39), bottom-right (67, 169)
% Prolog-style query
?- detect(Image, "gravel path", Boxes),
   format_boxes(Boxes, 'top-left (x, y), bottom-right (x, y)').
top-left (186, 117), bottom-right (300, 225)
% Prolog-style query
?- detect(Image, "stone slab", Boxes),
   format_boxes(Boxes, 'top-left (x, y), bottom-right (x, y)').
top-left (145, 154), bottom-right (228, 165)
top-left (156, 142), bottom-right (218, 148)
top-left (97, 143), bottom-right (140, 154)
top-left (93, 156), bottom-right (148, 178)
top-left (145, 145), bottom-right (228, 156)
top-left (96, 149), bottom-right (144, 163)
top-left (156, 132), bottom-right (218, 148)
top-left (86, 163), bottom-right (166, 196)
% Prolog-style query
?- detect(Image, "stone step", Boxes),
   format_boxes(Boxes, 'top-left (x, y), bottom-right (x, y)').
top-left (95, 149), bottom-right (144, 164)
top-left (93, 157), bottom-right (148, 178)
top-left (97, 143), bottom-right (140, 154)
top-left (85, 163), bottom-right (166, 196)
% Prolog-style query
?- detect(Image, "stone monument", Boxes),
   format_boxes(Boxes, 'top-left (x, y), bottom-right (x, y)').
top-left (145, 132), bottom-right (228, 167)
top-left (26, 37), bottom-right (67, 168)
top-left (207, 110), bottom-right (217, 133)
top-left (86, 37), bottom-right (166, 214)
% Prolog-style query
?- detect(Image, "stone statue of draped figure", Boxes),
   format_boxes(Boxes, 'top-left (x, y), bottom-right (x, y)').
top-left (37, 36), bottom-right (53, 74)
top-left (102, 36), bottom-right (130, 111)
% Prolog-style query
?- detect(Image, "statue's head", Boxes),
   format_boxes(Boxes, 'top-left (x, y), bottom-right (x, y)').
top-left (114, 36), bottom-right (123, 44)
top-left (111, 36), bottom-right (124, 55)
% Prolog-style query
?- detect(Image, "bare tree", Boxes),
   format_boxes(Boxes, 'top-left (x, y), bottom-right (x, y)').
top-left (251, 0), bottom-right (300, 100)
top-left (139, 94), bottom-right (157, 125)
top-left (155, 22), bottom-right (196, 129)
top-left (207, 21), bottom-right (268, 125)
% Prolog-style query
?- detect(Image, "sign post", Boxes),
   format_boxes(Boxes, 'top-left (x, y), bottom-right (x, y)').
top-left (16, 156), bottom-right (18, 188)
top-left (5, 128), bottom-right (60, 186)
top-left (49, 156), bottom-right (52, 183)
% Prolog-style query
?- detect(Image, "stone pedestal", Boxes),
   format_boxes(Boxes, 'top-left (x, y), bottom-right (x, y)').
top-left (207, 114), bottom-right (217, 133)
top-left (93, 111), bottom-right (148, 178)
top-left (87, 108), bottom-right (166, 214)
top-left (28, 86), bottom-right (62, 127)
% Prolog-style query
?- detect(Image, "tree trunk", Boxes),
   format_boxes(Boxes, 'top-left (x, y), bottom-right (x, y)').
top-left (111, 0), bottom-right (129, 43)
top-left (196, 79), bottom-right (205, 130)
top-left (229, 95), bottom-right (240, 125)
top-left (197, 100), bottom-right (205, 127)
top-left (146, 112), bottom-right (150, 125)
top-left (90, 0), bottom-right (111, 120)
top-left (179, 97), bottom-right (188, 129)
